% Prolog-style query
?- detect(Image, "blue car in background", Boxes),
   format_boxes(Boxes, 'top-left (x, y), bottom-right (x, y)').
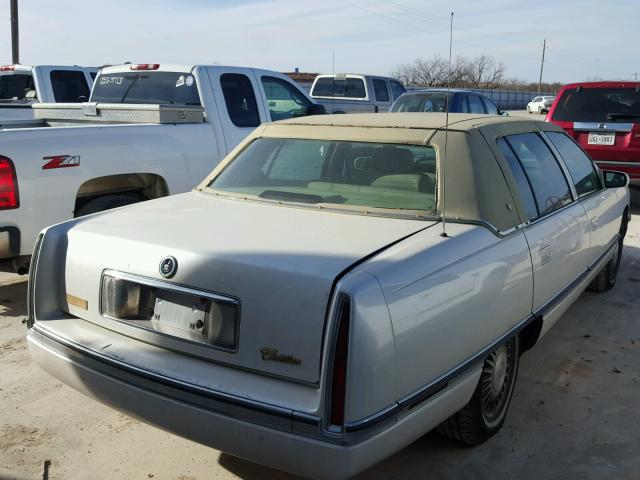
top-left (390, 88), bottom-right (506, 115)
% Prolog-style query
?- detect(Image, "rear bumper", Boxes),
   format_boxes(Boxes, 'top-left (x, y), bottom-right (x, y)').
top-left (0, 226), bottom-right (20, 259)
top-left (27, 325), bottom-right (479, 480)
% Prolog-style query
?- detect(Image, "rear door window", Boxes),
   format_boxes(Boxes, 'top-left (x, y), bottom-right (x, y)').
top-left (467, 94), bottom-right (486, 114)
top-left (483, 97), bottom-right (499, 115)
top-left (372, 79), bottom-right (390, 102)
top-left (504, 133), bottom-right (573, 216)
top-left (50, 70), bottom-right (91, 102)
top-left (552, 87), bottom-right (640, 122)
top-left (220, 73), bottom-right (260, 127)
top-left (261, 76), bottom-right (310, 121)
top-left (497, 138), bottom-right (539, 221)
top-left (389, 80), bottom-right (406, 100)
top-left (546, 131), bottom-right (601, 196)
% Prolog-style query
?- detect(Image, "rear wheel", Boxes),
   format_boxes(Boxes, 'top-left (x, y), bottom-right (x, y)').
top-left (537, 106), bottom-right (543, 114)
top-left (75, 193), bottom-right (143, 217)
top-left (438, 335), bottom-right (520, 445)
top-left (527, 106), bottom-right (531, 114)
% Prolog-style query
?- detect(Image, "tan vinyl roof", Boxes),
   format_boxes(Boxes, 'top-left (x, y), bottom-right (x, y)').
top-left (277, 112), bottom-right (556, 132)
top-left (201, 113), bottom-right (567, 234)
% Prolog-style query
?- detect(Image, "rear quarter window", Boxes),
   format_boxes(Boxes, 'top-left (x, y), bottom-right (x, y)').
top-left (220, 73), bottom-right (260, 127)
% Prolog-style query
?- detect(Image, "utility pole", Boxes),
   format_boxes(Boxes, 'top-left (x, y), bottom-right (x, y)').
top-left (633, 72), bottom-right (639, 81)
top-left (10, 0), bottom-right (20, 64)
top-left (537, 38), bottom-right (547, 93)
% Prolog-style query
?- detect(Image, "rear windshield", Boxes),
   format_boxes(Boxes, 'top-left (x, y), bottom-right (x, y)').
top-left (208, 138), bottom-right (437, 215)
top-left (391, 92), bottom-right (450, 112)
top-left (91, 71), bottom-right (201, 106)
top-left (552, 87), bottom-right (640, 123)
top-left (311, 77), bottom-right (366, 99)
top-left (50, 70), bottom-right (90, 102)
top-left (0, 73), bottom-right (36, 101)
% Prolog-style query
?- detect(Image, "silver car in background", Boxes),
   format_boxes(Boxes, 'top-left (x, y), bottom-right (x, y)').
top-left (527, 95), bottom-right (556, 114)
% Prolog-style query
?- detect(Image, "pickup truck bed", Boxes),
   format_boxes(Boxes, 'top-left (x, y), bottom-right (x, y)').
top-left (0, 63), bottom-right (324, 272)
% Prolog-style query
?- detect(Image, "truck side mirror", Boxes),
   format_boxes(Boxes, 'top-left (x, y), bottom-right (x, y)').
top-left (307, 104), bottom-right (326, 116)
top-left (603, 170), bottom-right (629, 188)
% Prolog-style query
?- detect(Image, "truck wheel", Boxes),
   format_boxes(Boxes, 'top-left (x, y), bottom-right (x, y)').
top-left (75, 194), bottom-right (142, 217)
top-left (438, 335), bottom-right (519, 445)
top-left (589, 218), bottom-right (627, 292)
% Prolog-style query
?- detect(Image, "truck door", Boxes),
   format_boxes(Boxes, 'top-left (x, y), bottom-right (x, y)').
top-left (496, 133), bottom-right (591, 335)
top-left (207, 67), bottom-right (268, 152)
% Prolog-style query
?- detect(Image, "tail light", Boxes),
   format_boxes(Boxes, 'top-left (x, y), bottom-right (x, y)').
top-left (0, 156), bottom-right (19, 210)
top-left (130, 64), bottom-right (160, 71)
top-left (0, 65), bottom-right (15, 71)
top-left (329, 296), bottom-right (351, 428)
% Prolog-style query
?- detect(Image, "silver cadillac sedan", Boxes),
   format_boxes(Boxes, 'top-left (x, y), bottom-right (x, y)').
top-left (26, 113), bottom-right (630, 479)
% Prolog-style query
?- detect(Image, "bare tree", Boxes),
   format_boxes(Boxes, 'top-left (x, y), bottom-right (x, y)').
top-left (392, 55), bottom-right (467, 87)
top-left (392, 54), bottom-right (505, 89)
top-left (463, 55), bottom-right (505, 89)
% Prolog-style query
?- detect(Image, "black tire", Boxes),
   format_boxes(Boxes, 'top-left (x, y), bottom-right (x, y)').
top-left (75, 193), bottom-right (142, 217)
top-left (589, 217), bottom-right (627, 292)
top-left (527, 106), bottom-right (531, 114)
top-left (438, 335), bottom-right (520, 445)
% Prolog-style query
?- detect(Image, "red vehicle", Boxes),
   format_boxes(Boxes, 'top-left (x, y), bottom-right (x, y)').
top-left (547, 81), bottom-right (640, 186)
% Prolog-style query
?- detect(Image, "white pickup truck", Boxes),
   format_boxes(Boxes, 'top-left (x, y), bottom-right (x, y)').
top-left (0, 63), bottom-right (324, 272)
top-left (310, 73), bottom-right (406, 114)
top-left (0, 64), bottom-right (96, 128)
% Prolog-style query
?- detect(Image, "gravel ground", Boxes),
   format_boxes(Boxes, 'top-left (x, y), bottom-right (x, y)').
top-left (0, 182), bottom-right (638, 480)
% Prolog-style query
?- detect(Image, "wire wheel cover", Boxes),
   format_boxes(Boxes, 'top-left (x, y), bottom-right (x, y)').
top-left (480, 340), bottom-right (515, 424)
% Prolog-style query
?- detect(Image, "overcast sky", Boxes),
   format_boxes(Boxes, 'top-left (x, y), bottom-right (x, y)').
top-left (1, 0), bottom-right (638, 83)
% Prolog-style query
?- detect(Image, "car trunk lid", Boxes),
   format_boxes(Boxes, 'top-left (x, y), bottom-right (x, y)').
top-left (62, 191), bottom-right (434, 383)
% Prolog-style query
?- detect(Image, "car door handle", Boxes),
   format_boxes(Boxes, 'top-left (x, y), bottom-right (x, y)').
top-left (591, 218), bottom-right (599, 231)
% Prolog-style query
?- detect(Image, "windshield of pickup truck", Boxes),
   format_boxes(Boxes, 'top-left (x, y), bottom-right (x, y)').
top-left (208, 138), bottom-right (437, 214)
top-left (0, 73), bottom-right (36, 101)
top-left (91, 71), bottom-right (201, 106)
top-left (552, 87), bottom-right (640, 123)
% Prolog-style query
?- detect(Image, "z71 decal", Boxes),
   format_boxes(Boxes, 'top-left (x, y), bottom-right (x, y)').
top-left (42, 155), bottom-right (81, 170)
